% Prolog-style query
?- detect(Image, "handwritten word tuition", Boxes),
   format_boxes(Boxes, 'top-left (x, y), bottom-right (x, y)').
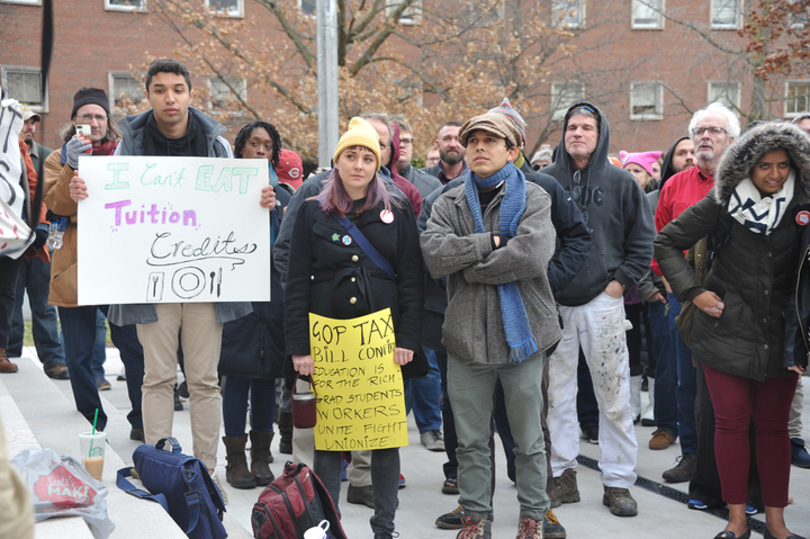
top-left (104, 200), bottom-right (197, 228)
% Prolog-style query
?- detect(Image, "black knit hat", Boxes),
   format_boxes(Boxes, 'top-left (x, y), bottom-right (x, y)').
top-left (71, 87), bottom-right (110, 119)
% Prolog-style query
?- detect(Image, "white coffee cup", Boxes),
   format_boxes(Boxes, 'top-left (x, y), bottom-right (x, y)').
top-left (303, 520), bottom-right (330, 539)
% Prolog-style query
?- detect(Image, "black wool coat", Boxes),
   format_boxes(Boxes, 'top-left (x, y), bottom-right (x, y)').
top-left (284, 198), bottom-right (427, 378)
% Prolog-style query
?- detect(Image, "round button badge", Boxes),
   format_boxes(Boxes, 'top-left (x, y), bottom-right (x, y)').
top-left (380, 210), bottom-right (394, 224)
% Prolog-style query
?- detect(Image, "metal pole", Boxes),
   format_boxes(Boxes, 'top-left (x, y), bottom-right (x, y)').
top-left (317, 0), bottom-right (339, 169)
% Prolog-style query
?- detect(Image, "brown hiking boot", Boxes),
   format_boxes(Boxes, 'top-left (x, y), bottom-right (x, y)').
top-left (662, 453), bottom-right (697, 483)
top-left (0, 350), bottom-right (18, 373)
top-left (602, 486), bottom-right (638, 516)
top-left (649, 428), bottom-right (676, 450)
top-left (549, 468), bottom-right (580, 508)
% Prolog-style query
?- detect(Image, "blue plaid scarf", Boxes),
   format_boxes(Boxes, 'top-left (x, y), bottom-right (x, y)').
top-left (464, 163), bottom-right (538, 363)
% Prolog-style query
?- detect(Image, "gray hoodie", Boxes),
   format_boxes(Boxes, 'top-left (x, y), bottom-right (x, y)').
top-left (542, 102), bottom-right (655, 307)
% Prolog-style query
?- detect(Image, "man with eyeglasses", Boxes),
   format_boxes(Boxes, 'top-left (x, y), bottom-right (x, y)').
top-left (542, 102), bottom-right (655, 518)
top-left (41, 87), bottom-right (147, 439)
top-left (393, 119), bottom-right (440, 200)
top-left (649, 102), bottom-right (739, 485)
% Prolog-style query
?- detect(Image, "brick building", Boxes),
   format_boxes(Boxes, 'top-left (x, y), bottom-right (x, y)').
top-left (1, 0), bottom-right (806, 157)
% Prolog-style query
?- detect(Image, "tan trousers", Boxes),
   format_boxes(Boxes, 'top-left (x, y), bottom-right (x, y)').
top-left (292, 381), bottom-right (371, 486)
top-left (137, 303), bottom-right (223, 469)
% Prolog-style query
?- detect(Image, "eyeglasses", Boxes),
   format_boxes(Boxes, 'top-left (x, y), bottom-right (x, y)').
top-left (399, 138), bottom-right (413, 146)
top-left (692, 126), bottom-right (727, 137)
top-left (76, 114), bottom-right (108, 123)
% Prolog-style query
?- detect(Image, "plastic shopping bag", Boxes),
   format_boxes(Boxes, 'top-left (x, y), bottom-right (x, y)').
top-left (10, 446), bottom-right (115, 539)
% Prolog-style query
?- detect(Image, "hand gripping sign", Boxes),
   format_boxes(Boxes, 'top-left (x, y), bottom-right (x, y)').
top-left (76, 156), bottom-right (270, 305)
top-left (309, 308), bottom-right (409, 451)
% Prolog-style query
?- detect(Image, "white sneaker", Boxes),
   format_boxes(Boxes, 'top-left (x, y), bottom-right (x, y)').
top-left (210, 469), bottom-right (229, 505)
top-left (420, 430), bottom-right (445, 452)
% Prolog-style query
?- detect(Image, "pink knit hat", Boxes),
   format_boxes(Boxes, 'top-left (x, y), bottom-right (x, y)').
top-left (619, 150), bottom-right (662, 177)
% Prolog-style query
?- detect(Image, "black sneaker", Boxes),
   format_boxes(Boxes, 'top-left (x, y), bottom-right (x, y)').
top-left (174, 387), bottom-right (184, 411)
top-left (543, 509), bottom-right (567, 539)
top-left (435, 505), bottom-right (464, 529)
top-left (581, 425), bottom-right (599, 445)
top-left (347, 484), bottom-right (374, 508)
top-left (130, 428), bottom-right (145, 442)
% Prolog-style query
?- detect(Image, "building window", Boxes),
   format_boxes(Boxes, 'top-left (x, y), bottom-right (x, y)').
top-left (708, 82), bottom-right (741, 111)
top-left (299, 0), bottom-right (315, 15)
top-left (785, 81), bottom-right (810, 117)
top-left (105, 0), bottom-right (146, 11)
top-left (554, 0), bottom-right (585, 28)
top-left (632, 0), bottom-right (663, 29)
top-left (461, 0), bottom-right (504, 28)
top-left (209, 76), bottom-right (247, 113)
top-left (551, 82), bottom-right (585, 120)
top-left (0, 0), bottom-right (41, 5)
top-left (630, 82), bottom-right (663, 120)
top-left (206, 0), bottom-right (243, 17)
top-left (387, 0), bottom-right (421, 24)
top-left (711, 0), bottom-right (741, 29)
top-left (108, 72), bottom-right (145, 109)
top-left (789, 0), bottom-right (809, 29)
top-left (1, 67), bottom-right (46, 112)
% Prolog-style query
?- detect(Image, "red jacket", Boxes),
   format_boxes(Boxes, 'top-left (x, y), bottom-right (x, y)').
top-left (651, 166), bottom-right (712, 276)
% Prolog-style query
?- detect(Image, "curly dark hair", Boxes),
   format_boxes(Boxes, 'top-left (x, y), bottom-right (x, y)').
top-left (233, 120), bottom-right (281, 168)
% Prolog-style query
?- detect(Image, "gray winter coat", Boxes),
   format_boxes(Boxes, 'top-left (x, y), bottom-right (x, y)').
top-left (421, 177), bottom-right (562, 364)
top-left (400, 164), bottom-right (441, 200)
top-left (656, 122), bottom-right (810, 381)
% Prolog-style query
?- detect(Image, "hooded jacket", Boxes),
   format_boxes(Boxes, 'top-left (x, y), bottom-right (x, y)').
top-left (107, 108), bottom-right (250, 327)
top-left (655, 122), bottom-right (810, 380)
top-left (542, 102), bottom-right (655, 306)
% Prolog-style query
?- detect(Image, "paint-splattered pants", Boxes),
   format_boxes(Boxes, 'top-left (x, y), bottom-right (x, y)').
top-left (548, 292), bottom-right (638, 488)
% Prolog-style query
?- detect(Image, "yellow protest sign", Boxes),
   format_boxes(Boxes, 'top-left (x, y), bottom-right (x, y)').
top-left (309, 308), bottom-right (409, 451)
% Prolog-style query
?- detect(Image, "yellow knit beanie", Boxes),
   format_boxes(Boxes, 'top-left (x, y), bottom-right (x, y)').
top-left (333, 117), bottom-right (381, 171)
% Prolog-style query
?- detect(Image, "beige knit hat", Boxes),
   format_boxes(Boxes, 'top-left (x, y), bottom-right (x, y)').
top-left (458, 111), bottom-right (522, 148)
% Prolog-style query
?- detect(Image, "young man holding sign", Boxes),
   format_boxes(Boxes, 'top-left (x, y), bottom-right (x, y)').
top-left (70, 59), bottom-right (276, 491)
top-left (421, 105), bottom-right (561, 539)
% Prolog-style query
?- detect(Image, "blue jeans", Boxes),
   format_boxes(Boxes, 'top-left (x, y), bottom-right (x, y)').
top-left (403, 346), bottom-right (442, 433)
top-left (649, 300), bottom-right (678, 436)
top-left (59, 305), bottom-right (145, 430)
top-left (7, 257), bottom-right (64, 366)
top-left (222, 376), bottom-right (276, 437)
top-left (668, 294), bottom-right (697, 455)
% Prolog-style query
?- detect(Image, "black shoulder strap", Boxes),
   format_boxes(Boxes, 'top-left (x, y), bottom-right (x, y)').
top-left (706, 212), bottom-right (733, 272)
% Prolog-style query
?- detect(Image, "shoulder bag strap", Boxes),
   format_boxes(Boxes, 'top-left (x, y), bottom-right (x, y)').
top-left (116, 467), bottom-right (169, 513)
top-left (332, 214), bottom-right (397, 285)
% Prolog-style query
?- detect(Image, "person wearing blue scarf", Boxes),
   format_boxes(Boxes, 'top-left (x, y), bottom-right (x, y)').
top-left (422, 105), bottom-right (562, 539)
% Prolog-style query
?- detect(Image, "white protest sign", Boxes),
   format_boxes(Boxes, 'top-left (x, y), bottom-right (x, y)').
top-left (76, 155), bottom-right (271, 305)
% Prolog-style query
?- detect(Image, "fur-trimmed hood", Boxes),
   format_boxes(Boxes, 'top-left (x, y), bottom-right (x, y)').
top-left (713, 122), bottom-right (810, 205)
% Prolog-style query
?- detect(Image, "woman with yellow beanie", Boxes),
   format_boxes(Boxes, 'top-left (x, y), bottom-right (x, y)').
top-left (284, 117), bottom-right (427, 539)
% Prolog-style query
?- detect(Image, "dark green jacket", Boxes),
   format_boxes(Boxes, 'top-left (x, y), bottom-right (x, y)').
top-left (656, 122), bottom-right (810, 381)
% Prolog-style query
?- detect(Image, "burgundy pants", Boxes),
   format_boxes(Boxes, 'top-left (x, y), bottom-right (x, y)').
top-left (702, 364), bottom-right (797, 507)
